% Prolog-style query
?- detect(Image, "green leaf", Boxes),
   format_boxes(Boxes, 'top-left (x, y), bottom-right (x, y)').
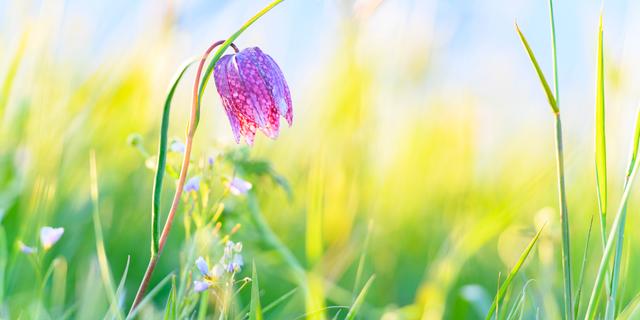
top-left (250, 262), bottom-right (263, 320)
top-left (151, 59), bottom-right (196, 255)
top-left (515, 23), bottom-right (558, 114)
top-left (486, 226), bottom-right (545, 320)
top-left (345, 275), bottom-right (375, 320)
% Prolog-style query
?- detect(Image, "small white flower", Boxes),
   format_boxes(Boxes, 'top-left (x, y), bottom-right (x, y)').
top-left (211, 263), bottom-right (225, 278)
top-left (170, 140), bottom-right (186, 153)
top-left (226, 177), bottom-right (252, 196)
top-left (231, 254), bottom-right (244, 272)
top-left (40, 226), bottom-right (64, 250)
top-left (18, 241), bottom-right (35, 254)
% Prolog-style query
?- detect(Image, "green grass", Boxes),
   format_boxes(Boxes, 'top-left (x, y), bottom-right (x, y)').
top-left (2, 1), bottom-right (640, 319)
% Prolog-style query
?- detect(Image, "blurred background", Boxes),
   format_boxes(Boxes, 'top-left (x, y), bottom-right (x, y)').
top-left (1, 0), bottom-right (640, 318)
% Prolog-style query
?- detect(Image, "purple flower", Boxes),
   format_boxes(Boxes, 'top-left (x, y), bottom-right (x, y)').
top-left (196, 256), bottom-right (209, 276)
top-left (193, 280), bottom-right (211, 293)
top-left (226, 177), bottom-right (252, 196)
top-left (170, 140), bottom-right (185, 153)
top-left (40, 226), bottom-right (64, 250)
top-left (213, 47), bottom-right (293, 145)
top-left (184, 176), bottom-right (201, 193)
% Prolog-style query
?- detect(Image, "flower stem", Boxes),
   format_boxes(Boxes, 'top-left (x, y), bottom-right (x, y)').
top-left (129, 0), bottom-right (287, 313)
top-left (129, 40), bottom-right (222, 314)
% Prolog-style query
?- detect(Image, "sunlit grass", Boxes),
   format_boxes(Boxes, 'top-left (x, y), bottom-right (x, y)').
top-left (2, 1), bottom-right (640, 319)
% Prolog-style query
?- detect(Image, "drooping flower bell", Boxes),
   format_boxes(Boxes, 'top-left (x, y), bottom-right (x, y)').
top-left (213, 47), bottom-right (293, 145)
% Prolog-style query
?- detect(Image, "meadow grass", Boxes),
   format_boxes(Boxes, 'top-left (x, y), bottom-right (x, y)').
top-left (2, 1), bottom-right (640, 319)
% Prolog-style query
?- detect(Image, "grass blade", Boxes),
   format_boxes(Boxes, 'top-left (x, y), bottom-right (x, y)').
top-left (345, 275), bottom-right (375, 320)
top-left (151, 59), bottom-right (196, 255)
top-left (163, 277), bottom-right (177, 320)
top-left (126, 273), bottom-right (174, 320)
top-left (0, 226), bottom-right (6, 305)
top-left (517, 16), bottom-right (573, 318)
top-left (486, 226), bottom-right (544, 320)
top-left (618, 290), bottom-right (640, 320)
top-left (595, 14), bottom-right (608, 241)
top-left (585, 145), bottom-right (640, 318)
top-left (264, 288), bottom-right (297, 313)
top-left (90, 152), bottom-right (123, 320)
top-left (515, 23), bottom-right (558, 114)
top-left (609, 106), bottom-right (640, 318)
top-left (574, 215), bottom-right (594, 318)
top-left (250, 262), bottom-right (264, 320)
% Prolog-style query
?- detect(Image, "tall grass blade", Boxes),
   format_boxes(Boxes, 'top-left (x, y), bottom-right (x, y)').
top-left (516, 18), bottom-right (573, 319)
top-left (126, 273), bottom-right (174, 320)
top-left (618, 290), bottom-right (640, 320)
top-left (585, 144), bottom-right (640, 318)
top-left (547, 3), bottom-right (574, 316)
top-left (151, 59), bottom-right (196, 255)
top-left (89, 152), bottom-right (123, 320)
top-left (574, 215), bottom-right (594, 318)
top-left (0, 28), bottom-right (29, 120)
top-left (609, 106), bottom-right (640, 318)
top-left (515, 24), bottom-right (558, 114)
top-left (486, 226), bottom-right (544, 320)
top-left (163, 277), bottom-right (177, 320)
top-left (345, 275), bottom-right (375, 320)
top-left (261, 288), bottom-right (297, 315)
top-left (250, 262), bottom-right (264, 320)
top-left (506, 279), bottom-right (534, 320)
top-left (111, 256), bottom-right (131, 318)
top-left (0, 226), bottom-right (6, 305)
top-left (353, 220), bottom-right (373, 296)
top-left (594, 14), bottom-right (608, 242)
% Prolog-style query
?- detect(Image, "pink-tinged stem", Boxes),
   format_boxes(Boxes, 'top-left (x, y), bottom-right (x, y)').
top-left (129, 40), bottom-right (232, 314)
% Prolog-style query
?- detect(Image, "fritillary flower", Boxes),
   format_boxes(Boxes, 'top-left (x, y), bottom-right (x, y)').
top-left (213, 47), bottom-right (293, 145)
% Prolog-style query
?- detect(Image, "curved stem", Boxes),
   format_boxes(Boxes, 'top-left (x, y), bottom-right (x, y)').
top-left (129, 1), bottom-right (286, 314)
top-left (129, 40), bottom-right (223, 314)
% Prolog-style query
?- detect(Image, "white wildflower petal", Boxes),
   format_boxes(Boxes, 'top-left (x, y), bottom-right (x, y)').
top-left (40, 226), bottom-right (64, 250)
top-left (211, 264), bottom-right (224, 278)
top-left (227, 177), bottom-right (252, 196)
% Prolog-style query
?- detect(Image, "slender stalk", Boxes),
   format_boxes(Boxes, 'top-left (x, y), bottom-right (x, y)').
top-left (129, 41), bottom-right (222, 314)
top-left (129, 1), bottom-right (287, 313)
top-left (197, 0), bottom-right (285, 123)
top-left (548, 2), bottom-right (573, 317)
top-left (554, 114), bottom-right (574, 320)
top-left (609, 108), bottom-right (640, 317)
top-left (585, 154), bottom-right (640, 319)
top-left (151, 59), bottom-right (196, 255)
